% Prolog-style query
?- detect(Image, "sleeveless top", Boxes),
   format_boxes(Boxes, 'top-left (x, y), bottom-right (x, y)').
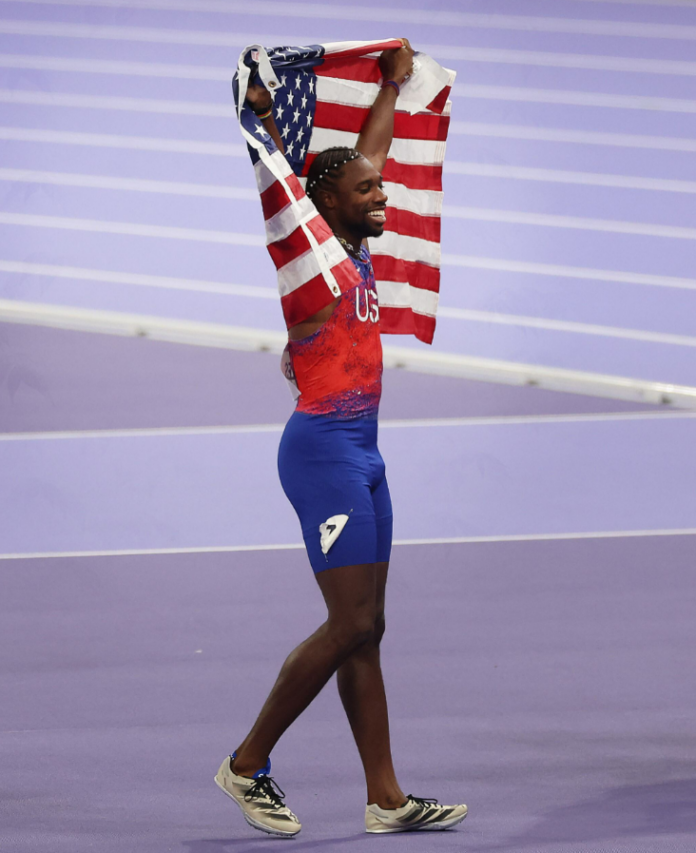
top-left (282, 245), bottom-right (383, 419)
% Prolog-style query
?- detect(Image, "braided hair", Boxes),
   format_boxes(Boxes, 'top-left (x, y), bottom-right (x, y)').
top-left (305, 146), bottom-right (363, 205)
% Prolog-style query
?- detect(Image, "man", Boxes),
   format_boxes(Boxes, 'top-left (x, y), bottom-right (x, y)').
top-left (215, 39), bottom-right (468, 837)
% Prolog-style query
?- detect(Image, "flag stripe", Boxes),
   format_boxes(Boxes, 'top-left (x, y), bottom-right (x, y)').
top-left (381, 158), bottom-right (443, 191)
top-left (267, 215), bottom-right (334, 267)
top-left (377, 280), bottom-right (439, 315)
top-left (385, 207), bottom-right (441, 242)
top-left (374, 230), bottom-right (441, 266)
top-left (371, 255), bottom-right (440, 292)
top-left (266, 196), bottom-right (318, 245)
top-left (322, 39), bottom-right (403, 60)
top-left (314, 101), bottom-right (450, 142)
top-left (280, 256), bottom-right (357, 327)
top-left (383, 182), bottom-right (443, 217)
top-left (308, 126), bottom-right (444, 166)
top-left (277, 232), bottom-right (348, 297)
top-left (315, 56), bottom-right (380, 84)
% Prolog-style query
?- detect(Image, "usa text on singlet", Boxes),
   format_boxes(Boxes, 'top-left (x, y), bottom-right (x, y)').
top-left (281, 245), bottom-right (383, 419)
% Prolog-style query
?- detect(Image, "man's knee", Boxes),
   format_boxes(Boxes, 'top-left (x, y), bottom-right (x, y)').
top-left (373, 612), bottom-right (386, 647)
top-left (328, 610), bottom-right (376, 654)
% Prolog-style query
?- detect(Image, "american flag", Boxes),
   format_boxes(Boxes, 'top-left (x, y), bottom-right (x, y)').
top-left (232, 39), bottom-right (455, 344)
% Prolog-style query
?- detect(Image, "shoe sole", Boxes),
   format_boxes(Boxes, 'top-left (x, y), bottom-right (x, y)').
top-left (214, 775), bottom-right (301, 838)
top-left (366, 811), bottom-right (468, 834)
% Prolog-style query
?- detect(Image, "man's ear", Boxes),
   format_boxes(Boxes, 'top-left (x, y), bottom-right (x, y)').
top-left (316, 188), bottom-right (336, 210)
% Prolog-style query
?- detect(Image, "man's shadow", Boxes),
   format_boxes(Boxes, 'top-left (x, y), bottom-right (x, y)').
top-left (182, 832), bottom-right (367, 852)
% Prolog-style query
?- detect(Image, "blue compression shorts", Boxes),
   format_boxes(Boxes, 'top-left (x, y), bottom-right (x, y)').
top-left (278, 411), bottom-right (393, 574)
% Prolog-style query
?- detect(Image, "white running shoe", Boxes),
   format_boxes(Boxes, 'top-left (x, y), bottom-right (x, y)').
top-left (214, 754), bottom-right (301, 838)
top-left (365, 795), bottom-right (468, 833)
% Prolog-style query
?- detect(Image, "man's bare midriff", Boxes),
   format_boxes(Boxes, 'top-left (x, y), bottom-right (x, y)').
top-left (288, 297), bottom-right (340, 341)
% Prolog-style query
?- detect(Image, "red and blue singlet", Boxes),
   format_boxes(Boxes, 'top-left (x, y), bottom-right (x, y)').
top-left (283, 245), bottom-right (383, 419)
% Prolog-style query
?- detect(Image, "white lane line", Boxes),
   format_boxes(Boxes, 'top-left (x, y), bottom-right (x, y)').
top-left (442, 255), bottom-right (696, 292)
top-left (3, 258), bottom-right (695, 301)
top-left (0, 53), bottom-right (233, 80)
top-left (436, 47), bottom-right (696, 76)
top-left (445, 163), bottom-right (696, 194)
top-left (2, 208), bottom-right (694, 244)
top-left (453, 84), bottom-right (696, 113)
top-left (4, 165), bottom-right (696, 199)
top-left (3, 48), bottom-right (696, 79)
top-left (438, 308), bottom-right (696, 348)
top-left (3, 411), bottom-right (696, 442)
top-left (0, 19), bottom-right (295, 46)
top-left (0, 89), bottom-right (235, 116)
top-left (576, 0), bottom-right (696, 7)
top-left (450, 122), bottom-right (696, 153)
top-left (0, 168), bottom-right (260, 199)
top-left (3, 527), bottom-right (696, 561)
top-left (0, 126), bottom-right (246, 156)
top-left (3, 260), bottom-right (695, 336)
top-left (2, 6), bottom-right (696, 41)
top-left (4, 85), bottom-right (696, 117)
top-left (443, 206), bottom-right (696, 240)
top-left (2, 123), bottom-right (695, 158)
top-left (0, 212), bottom-right (265, 246)
top-left (0, 260), bottom-right (277, 299)
top-left (2, 301), bottom-right (696, 408)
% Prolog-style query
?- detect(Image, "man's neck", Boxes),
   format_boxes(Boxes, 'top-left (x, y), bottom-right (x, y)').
top-left (331, 225), bottom-right (362, 257)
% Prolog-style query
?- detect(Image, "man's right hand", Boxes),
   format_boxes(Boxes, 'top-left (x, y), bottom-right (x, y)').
top-left (379, 38), bottom-right (414, 86)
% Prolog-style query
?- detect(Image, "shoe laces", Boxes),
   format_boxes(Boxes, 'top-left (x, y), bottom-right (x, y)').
top-left (407, 795), bottom-right (439, 807)
top-left (245, 775), bottom-right (287, 808)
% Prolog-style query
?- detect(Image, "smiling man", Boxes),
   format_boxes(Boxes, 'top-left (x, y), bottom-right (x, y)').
top-left (215, 39), bottom-right (468, 838)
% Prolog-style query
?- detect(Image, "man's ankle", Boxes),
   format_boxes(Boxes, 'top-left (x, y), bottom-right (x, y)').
top-left (231, 752), bottom-right (267, 779)
top-left (370, 792), bottom-right (408, 810)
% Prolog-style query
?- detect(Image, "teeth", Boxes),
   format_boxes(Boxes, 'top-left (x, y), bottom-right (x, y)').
top-left (368, 211), bottom-right (386, 220)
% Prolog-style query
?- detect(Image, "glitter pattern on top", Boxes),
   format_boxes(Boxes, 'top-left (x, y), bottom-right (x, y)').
top-left (285, 245), bottom-right (383, 419)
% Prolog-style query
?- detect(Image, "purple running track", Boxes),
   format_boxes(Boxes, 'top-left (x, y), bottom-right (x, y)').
top-left (3, 536), bottom-right (696, 852)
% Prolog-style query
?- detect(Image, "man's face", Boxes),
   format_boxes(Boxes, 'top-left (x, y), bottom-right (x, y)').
top-left (323, 156), bottom-right (388, 240)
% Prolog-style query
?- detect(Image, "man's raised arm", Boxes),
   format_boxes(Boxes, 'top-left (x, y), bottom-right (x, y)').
top-left (356, 39), bottom-right (414, 174)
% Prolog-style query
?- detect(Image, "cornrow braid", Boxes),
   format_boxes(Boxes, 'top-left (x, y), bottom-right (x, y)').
top-left (305, 146), bottom-right (363, 203)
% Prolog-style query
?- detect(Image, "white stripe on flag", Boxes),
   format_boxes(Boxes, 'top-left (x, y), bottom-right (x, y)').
top-left (266, 196), bottom-right (319, 244)
top-left (315, 76), bottom-right (380, 108)
top-left (276, 235), bottom-right (346, 297)
top-left (253, 151), bottom-right (295, 194)
top-left (384, 183), bottom-right (443, 217)
top-left (309, 126), bottom-right (444, 166)
top-left (371, 231), bottom-right (441, 267)
top-left (377, 280), bottom-right (439, 316)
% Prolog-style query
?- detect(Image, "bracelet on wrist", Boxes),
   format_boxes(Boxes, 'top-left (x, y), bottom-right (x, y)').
top-left (253, 104), bottom-right (273, 120)
top-left (381, 79), bottom-right (401, 96)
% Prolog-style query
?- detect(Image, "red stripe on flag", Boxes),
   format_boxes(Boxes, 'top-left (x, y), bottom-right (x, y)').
top-left (378, 305), bottom-right (415, 336)
top-left (305, 152), bottom-right (442, 189)
top-left (426, 85), bottom-right (451, 116)
top-left (315, 56), bottom-right (380, 83)
top-left (260, 173), bottom-right (305, 220)
top-left (267, 225), bottom-right (312, 268)
top-left (381, 159), bottom-right (443, 192)
top-left (385, 207), bottom-right (441, 243)
top-left (305, 214), bottom-right (334, 244)
top-left (413, 310), bottom-right (436, 344)
top-left (379, 306), bottom-right (435, 343)
top-left (281, 256), bottom-right (360, 328)
top-left (267, 215), bottom-right (334, 268)
top-left (313, 102), bottom-right (450, 142)
top-left (372, 255), bottom-right (440, 292)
